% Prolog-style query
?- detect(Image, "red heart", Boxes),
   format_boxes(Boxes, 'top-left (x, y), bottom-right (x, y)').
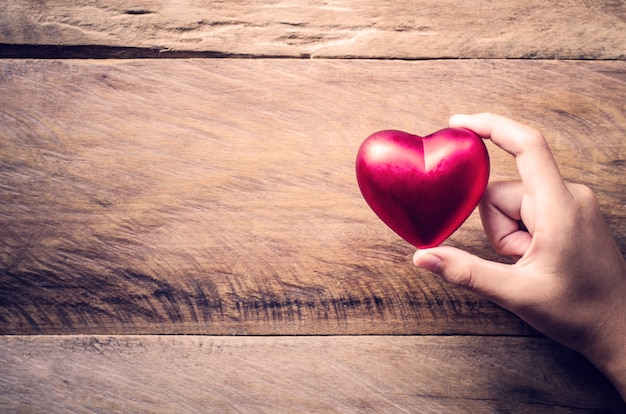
top-left (356, 128), bottom-right (490, 248)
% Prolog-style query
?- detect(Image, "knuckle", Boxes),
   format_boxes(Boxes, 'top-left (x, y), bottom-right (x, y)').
top-left (569, 183), bottom-right (597, 204)
top-left (521, 128), bottom-right (547, 149)
top-left (570, 183), bottom-right (601, 220)
top-left (554, 183), bottom-right (601, 231)
top-left (442, 263), bottom-right (475, 290)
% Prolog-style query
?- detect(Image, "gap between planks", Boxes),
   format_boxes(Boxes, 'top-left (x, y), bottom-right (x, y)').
top-left (2, 44), bottom-right (626, 61)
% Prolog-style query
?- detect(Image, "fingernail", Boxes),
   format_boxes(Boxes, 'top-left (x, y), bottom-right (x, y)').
top-left (449, 114), bottom-right (468, 126)
top-left (413, 251), bottom-right (442, 273)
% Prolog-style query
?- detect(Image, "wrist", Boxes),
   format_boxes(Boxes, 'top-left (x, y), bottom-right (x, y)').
top-left (582, 287), bottom-right (626, 400)
top-left (589, 334), bottom-right (626, 401)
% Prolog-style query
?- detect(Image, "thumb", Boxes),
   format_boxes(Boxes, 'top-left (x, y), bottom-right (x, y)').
top-left (413, 246), bottom-right (514, 304)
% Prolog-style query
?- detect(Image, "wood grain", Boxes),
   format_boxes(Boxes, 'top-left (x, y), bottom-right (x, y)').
top-left (1, 59), bottom-right (624, 335)
top-left (1, 0), bottom-right (625, 59)
top-left (1, 335), bottom-right (624, 412)
top-left (2, 0), bottom-right (625, 409)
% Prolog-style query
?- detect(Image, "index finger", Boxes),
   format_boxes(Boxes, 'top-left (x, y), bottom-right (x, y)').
top-left (449, 113), bottom-right (569, 199)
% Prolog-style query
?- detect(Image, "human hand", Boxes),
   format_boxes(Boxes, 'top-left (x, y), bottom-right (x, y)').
top-left (413, 113), bottom-right (626, 398)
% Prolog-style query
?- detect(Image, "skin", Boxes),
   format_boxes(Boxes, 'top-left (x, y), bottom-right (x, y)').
top-left (413, 113), bottom-right (626, 400)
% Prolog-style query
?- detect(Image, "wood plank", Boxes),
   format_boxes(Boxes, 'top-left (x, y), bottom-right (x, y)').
top-left (0, 335), bottom-right (624, 412)
top-left (0, 59), bottom-right (625, 335)
top-left (1, 0), bottom-right (625, 59)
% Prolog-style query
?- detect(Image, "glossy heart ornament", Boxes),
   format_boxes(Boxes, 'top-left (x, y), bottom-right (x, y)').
top-left (356, 128), bottom-right (489, 248)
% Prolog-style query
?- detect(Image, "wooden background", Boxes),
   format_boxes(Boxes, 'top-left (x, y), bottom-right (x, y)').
top-left (1, 1), bottom-right (625, 411)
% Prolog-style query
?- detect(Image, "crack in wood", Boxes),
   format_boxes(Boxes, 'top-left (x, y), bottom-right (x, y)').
top-left (124, 9), bottom-right (154, 16)
top-left (0, 44), bottom-right (312, 59)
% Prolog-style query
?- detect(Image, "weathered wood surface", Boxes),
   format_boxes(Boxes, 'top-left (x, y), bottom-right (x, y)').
top-left (2, 0), bottom-right (626, 408)
top-left (1, 59), bottom-right (624, 335)
top-left (1, 335), bottom-right (624, 412)
top-left (1, 0), bottom-right (625, 59)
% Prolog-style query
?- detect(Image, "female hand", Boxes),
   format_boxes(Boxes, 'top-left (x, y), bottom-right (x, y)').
top-left (413, 113), bottom-right (626, 398)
